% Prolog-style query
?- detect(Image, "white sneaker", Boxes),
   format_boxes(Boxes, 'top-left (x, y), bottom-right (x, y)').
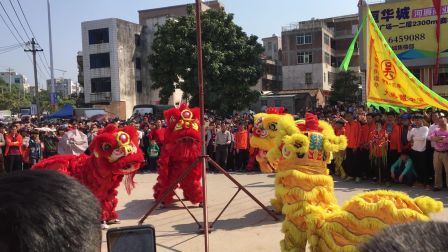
top-left (101, 221), bottom-right (109, 230)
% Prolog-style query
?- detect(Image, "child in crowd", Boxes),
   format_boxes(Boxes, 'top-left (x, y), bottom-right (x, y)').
top-left (390, 151), bottom-right (417, 186)
top-left (147, 139), bottom-right (160, 172)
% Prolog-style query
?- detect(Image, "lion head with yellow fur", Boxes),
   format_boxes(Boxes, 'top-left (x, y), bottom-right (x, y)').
top-left (250, 107), bottom-right (289, 173)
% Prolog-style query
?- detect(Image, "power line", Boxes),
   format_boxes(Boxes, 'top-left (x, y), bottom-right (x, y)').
top-left (0, 42), bottom-right (24, 49)
top-left (8, 0), bottom-right (31, 41)
top-left (15, 0), bottom-right (36, 38)
top-left (0, 0), bottom-right (27, 44)
top-left (0, 1), bottom-right (49, 86)
top-left (16, 0), bottom-right (51, 71)
top-left (0, 44), bottom-right (23, 54)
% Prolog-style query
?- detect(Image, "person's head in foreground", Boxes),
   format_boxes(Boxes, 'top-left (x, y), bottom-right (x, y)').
top-left (360, 221), bottom-right (448, 252)
top-left (0, 170), bottom-right (101, 252)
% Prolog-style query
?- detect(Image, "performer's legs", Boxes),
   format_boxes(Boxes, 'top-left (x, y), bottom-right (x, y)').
top-left (153, 162), bottom-right (176, 205)
top-left (180, 165), bottom-right (203, 204)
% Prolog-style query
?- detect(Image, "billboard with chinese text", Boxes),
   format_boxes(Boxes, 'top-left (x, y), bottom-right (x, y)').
top-left (369, 0), bottom-right (448, 60)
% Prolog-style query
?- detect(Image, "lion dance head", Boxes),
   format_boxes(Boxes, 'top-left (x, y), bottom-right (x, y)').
top-left (164, 104), bottom-right (201, 161)
top-left (90, 124), bottom-right (145, 175)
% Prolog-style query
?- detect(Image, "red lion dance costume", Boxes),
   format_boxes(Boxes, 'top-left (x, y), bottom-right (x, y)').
top-left (32, 124), bottom-right (144, 229)
top-left (153, 104), bottom-right (203, 206)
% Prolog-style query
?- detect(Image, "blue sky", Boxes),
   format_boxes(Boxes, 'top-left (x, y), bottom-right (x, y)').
top-left (0, 0), bottom-right (359, 89)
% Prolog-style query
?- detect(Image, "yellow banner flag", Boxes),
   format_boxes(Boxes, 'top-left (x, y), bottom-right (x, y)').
top-left (367, 9), bottom-right (448, 111)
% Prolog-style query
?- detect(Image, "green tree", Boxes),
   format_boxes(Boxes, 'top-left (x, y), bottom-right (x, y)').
top-left (38, 90), bottom-right (77, 113)
top-left (149, 7), bottom-right (263, 116)
top-left (0, 79), bottom-right (32, 113)
top-left (329, 71), bottom-right (362, 104)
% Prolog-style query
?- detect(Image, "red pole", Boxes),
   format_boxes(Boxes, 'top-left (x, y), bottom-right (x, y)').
top-left (194, 1), bottom-right (210, 251)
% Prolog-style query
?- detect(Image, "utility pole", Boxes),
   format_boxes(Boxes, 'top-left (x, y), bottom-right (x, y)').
top-left (6, 67), bottom-right (13, 92)
top-left (24, 38), bottom-right (43, 119)
top-left (47, 0), bottom-right (56, 109)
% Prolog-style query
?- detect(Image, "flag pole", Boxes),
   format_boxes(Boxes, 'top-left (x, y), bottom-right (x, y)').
top-left (194, 0), bottom-right (210, 251)
top-left (363, 1), bottom-right (369, 104)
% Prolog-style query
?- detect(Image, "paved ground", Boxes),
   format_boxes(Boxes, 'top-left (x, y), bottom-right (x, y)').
top-left (101, 172), bottom-right (448, 252)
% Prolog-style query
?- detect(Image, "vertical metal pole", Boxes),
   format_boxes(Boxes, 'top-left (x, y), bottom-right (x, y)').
top-left (8, 68), bottom-right (11, 92)
top-left (364, 1), bottom-right (370, 102)
top-left (194, 0), bottom-right (209, 251)
top-left (31, 39), bottom-right (40, 119)
top-left (48, 0), bottom-right (56, 108)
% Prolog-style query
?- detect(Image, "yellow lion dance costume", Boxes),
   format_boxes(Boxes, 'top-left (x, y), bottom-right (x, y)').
top-left (250, 107), bottom-right (288, 173)
top-left (267, 113), bottom-right (443, 252)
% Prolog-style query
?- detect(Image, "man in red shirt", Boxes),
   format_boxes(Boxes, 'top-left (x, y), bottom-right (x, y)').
top-left (149, 120), bottom-right (166, 148)
top-left (384, 112), bottom-right (402, 178)
top-left (5, 125), bottom-right (23, 172)
top-left (359, 112), bottom-right (373, 179)
top-left (343, 111), bottom-right (361, 182)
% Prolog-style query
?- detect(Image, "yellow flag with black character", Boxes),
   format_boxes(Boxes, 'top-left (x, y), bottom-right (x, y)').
top-left (367, 9), bottom-right (448, 111)
top-left (341, 9), bottom-right (448, 111)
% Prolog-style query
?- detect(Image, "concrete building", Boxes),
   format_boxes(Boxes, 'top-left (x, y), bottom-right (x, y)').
top-left (281, 14), bottom-right (360, 95)
top-left (46, 79), bottom-right (78, 97)
top-left (261, 35), bottom-right (283, 91)
top-left (256, 89), bottom-right (325, 114)
top-left (137, 1), bottom-right (224, 104)
top-left (262, 34), bottom-right (282, 61)
top-left (81, 18), bottom-right (143, 119)
top-left (80, 2), bottom-right (225, 118)
top-left (0, 71), bottom-right (30, 92)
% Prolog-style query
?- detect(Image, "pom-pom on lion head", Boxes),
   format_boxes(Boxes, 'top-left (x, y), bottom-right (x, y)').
top-left (90, 124), bottom-right (144, 175)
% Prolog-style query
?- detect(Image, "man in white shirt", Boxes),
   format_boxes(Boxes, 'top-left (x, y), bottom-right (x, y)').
top-left (215, 123), bottom-right (231, 170)
top-left (407, 114), bottom-right (430, 188)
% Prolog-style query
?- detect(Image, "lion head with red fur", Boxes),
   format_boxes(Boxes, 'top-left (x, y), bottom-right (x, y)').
top-left (90, 124), bottom-right (145, 175)
top-left (163, 104), bottom-right (201, 161)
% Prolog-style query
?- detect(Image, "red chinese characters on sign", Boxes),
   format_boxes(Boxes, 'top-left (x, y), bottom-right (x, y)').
top-left (381, 60), bottom-right (397, 80)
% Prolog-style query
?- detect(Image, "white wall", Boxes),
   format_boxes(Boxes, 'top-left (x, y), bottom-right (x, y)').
top-left (282, 64), bottom-right (325, 90)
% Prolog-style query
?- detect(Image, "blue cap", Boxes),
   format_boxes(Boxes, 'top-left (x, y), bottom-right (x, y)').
top-left (400, 114), bottom-right (411, 119)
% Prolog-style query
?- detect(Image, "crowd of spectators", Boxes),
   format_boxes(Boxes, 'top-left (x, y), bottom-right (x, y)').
top-left (1, 103), bottom-right (448, 194)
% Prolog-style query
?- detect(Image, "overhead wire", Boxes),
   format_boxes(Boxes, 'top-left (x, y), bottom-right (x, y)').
top-left (0, 0), bottom-right (50, 88)
top-left (15, 0), bottom-right (51, 77)
top-left (8, 0), bottom-right (31, 41)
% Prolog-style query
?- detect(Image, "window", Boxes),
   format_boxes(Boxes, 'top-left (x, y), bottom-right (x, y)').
top-left (14, 78), bottom-right (20, 84)
top-left (325, 52), bottom-right (331, 65)
top-left (135, 34), bottom-right (141, 47)
top-left (305, 73), bottom-right (312, 85)
top-left (274, 100), bottom-right (281, 107)
top-left (352, 24), bottom-right (358, 35)
top-left (410, 68), bottom-right (421, 81)
top-left (296, 33), bottom-right (312, 45)
top-left (328, 72), bottom-right (336, 85)
top-left (324, 34), bottom-right (330, 46)
top-left (438, 67), bottom-right (448, 86)
top-left (136, 58), bottom-right (141, 70)
top-left (136, 81), bottom-right (142, 93)
top-left (88, 28), bottom-right (109, 44)
top-left (90, 53), bottom-right (110, 69)
top-left (297, 52), bottom-right (313, 64)
top-left (91, 77), bottom-right (111, 93)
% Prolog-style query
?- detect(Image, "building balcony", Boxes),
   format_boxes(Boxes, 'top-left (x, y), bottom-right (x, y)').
top-left (334, 30), bottom-right (355, 37)
top-left (90, 92), bottom-right (112, 103)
